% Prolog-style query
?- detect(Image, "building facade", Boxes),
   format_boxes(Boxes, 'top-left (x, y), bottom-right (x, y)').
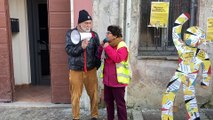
top-left (0, 0), bottom-right (212, 109)
top-left (0, 0), bottom-right (93, 103)
top-left (93, 0), bottom-right (213, 108)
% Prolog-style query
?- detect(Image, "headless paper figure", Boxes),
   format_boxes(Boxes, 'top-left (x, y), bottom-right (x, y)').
top-left (161, 13), bottom-right (211, 120)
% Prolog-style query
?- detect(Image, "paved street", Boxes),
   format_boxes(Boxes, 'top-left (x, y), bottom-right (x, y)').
top-left (0, 102), bottom-right (132, 120)
top-left (132, 108), bottom-right (213, 120)
top-left (0, 102), bottom-right (213, 120)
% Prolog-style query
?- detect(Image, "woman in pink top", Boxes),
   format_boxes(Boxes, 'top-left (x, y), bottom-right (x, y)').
top-left (98, 25), bottom-right (128, 120)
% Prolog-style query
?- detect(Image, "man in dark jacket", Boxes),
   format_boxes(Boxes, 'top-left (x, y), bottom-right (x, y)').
top-left (65, 9), bottom-right (101, 120)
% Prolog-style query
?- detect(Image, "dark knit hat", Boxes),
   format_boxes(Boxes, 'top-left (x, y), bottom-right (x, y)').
top-left (78, 10), bottom-right (92, 24)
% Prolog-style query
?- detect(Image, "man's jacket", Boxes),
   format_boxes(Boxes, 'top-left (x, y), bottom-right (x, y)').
top-left (65, 28), bottom-right (101, 71)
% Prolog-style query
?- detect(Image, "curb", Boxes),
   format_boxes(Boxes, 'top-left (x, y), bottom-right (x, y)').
top-left (132, 110), bottom-right (144, 120)
top-left (0, 102), bottom-right (70, 108)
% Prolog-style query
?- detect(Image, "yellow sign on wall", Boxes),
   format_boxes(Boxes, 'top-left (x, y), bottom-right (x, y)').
top-left (149, 2), bottom-right (169, 28)
top-left (207, 18), bottom-right (213, 42)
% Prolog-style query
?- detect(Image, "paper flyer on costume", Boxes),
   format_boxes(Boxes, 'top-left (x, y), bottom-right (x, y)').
top-left (207, 17), bottom-right (213, 43)
top-left (149, 2), bottom-right (169, 28)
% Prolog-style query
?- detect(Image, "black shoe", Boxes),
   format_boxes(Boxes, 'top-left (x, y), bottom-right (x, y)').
top-left (91, 118), bottom-right (97, 120)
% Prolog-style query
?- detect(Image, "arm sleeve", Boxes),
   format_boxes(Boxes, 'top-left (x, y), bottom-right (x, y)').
top-left (104, 46), bottom-right (128, 63)
top-left (172, 13), bottom-right (190, 53)
top-left (93, 32), bottom-right (102, 69)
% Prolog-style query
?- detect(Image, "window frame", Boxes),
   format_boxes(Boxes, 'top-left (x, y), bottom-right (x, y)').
top-left (138, 0), bottom-right (194, 56)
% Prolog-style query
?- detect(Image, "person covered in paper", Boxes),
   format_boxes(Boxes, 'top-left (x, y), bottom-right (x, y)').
top-left (161, 13), bottom-right (211, 120)
top-left (65, 9), bottom-right (101, 120)
top-left (98, 25), bottom-right (131, 120)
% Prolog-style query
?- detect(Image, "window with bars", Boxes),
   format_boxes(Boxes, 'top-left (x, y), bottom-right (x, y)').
top-left (138, 0), bottom-right (195, 56)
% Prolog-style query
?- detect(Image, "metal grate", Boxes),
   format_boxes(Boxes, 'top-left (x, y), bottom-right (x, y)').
top-left (139, 0), bottom-right (192, 56)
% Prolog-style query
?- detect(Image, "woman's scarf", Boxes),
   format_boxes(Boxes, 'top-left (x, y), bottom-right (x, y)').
top-left (109, 37), bottom-right (123, 47)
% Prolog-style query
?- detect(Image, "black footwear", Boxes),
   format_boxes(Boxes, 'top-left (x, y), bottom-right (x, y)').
top-left (91, 118), bottom-right (97, 120)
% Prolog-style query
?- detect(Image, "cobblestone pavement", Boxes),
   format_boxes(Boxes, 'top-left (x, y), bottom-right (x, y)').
top-left (0, 107), bottom-right (105, 120)
top-left (132, 108), bottom-right (213, 120)
top-left (0, 102), bottom-right (132, 120)
top-left (0, 102), bottom-right (212, 120)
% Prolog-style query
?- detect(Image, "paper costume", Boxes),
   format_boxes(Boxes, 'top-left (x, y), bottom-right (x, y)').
top-left (161, 13), bottom-right (211, 120)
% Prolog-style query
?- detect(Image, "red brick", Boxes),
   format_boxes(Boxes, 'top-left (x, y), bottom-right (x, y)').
top-left (49, 28), bottom-right (68, 44)
top-left (0, 59), bottom-right (10, 76)
top-left (51, 85), bottom-right (70, 103)
top-left (49, 0), bottom-right (70, 12)
top-left (0, 44), bottom-right (10, 76)
top-left (0, 76), bottom-right (10, 87)
top-left (0, 28), bottom-right (7, 44)
top-left (49, 13), bottom-right (70, 27)
top-left (0, 58), bottom-right (10, 76)
top-left (0, 76), bottom-right (13, 102)
top-left (0, 44), bottom-right (9, 54)
top-left (0, 13), bottom-right (6, 28)
top-left (50, 44), bottom-right (67, 64)
top-left (0, 0), bottom-right (5, 12)
top-left (51, 64), bottom-right (69, 86)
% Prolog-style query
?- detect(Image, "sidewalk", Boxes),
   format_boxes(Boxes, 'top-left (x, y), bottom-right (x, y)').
top-left (0, 102), bottom-right (132, 120)
top-left (132, 108), bottom-right (213, 120)
top-left (0, 102), bottom-right (106, 120)
top-left (0, 102), bottom-right (212, 120)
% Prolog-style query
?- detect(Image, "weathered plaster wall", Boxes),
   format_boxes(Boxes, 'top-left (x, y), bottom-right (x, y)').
top-left (8, 0), bottom-right (31, 85)
top-left (93, 0), bottom-right (120, 40)
top-left (198, 0), bottom-right (213, 107)
top-left (129, 0), bottom-right (213, 109)
top-left (126, 0), bottom-right (179, 109)
top-left (93, 0), bottom-right (121, 104)
top-left (93, 0), bottom-right (213, 109)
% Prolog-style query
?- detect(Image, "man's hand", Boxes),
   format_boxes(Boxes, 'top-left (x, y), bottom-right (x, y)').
top-left (81, 40), bottom-right (89, 49)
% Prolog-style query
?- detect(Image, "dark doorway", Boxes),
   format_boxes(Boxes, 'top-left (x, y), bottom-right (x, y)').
top-left (27, 0), bottom-right (50, 85)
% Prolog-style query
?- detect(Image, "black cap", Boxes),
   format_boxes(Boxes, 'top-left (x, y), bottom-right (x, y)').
top-left (78, 10), bottom-right (92, 24)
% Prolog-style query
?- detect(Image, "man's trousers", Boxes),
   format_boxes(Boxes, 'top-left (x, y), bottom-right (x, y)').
top-left (69, 68), bottom-right (98, 119)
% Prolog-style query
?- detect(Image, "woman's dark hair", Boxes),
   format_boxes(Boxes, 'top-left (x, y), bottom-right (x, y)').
top-left (107, 25), bottom-right (122, 37)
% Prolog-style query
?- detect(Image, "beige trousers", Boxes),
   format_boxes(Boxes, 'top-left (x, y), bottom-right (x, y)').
top-left (69, 68), bottom-right (98, 119)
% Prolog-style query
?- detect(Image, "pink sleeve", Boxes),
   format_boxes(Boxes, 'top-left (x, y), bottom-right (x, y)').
top-left (104, 46), bottom-right (128, 63)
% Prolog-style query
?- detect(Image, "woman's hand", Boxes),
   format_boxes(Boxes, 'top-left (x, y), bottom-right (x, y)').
top-left (103, 42), bottom-right (109, 48)
top-left (100, 40), bottom-right (104, 46)
top-left (101, 38), bottom-right (109, 47)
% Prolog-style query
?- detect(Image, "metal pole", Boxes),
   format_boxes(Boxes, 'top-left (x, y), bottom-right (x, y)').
top-left (190, 0), bottom-right (197, 26)
top-left (70, 0), bottom-right (74, 29)
top-left (125, 0), bottom-right (131, 47)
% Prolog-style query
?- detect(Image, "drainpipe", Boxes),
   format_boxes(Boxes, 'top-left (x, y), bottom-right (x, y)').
top-left (70, 0), bottom-right (74, 28)
top-left (190, 0), bottom-right (197, 26)
top-left (119, 0), bottom-right (125, 34)
top-left (125, 0), bottom-right (131, 47)
top-left (124, 0), bottom-right (131, 101)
